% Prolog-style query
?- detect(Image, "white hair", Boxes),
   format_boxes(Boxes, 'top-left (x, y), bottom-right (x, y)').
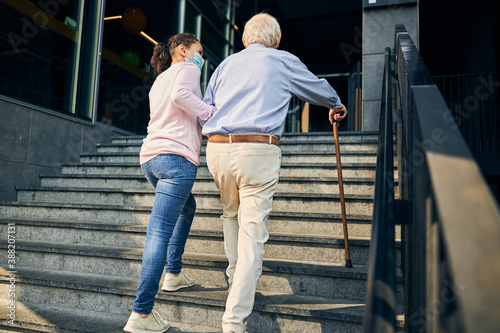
top-left (242, 13), bottom-right (281, 48)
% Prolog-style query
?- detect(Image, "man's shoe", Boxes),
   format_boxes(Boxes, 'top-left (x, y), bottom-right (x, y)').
top-left (161, 271), bottom-right (194, 292)
top-left (123, 310), bottom-right (170, 333)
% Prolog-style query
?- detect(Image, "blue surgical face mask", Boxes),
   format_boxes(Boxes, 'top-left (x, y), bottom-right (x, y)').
top-left (185, 49), bottom-right (204, 71)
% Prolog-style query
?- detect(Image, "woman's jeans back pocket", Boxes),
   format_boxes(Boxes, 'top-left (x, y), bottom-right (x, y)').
top-left (152, 154), bottom-right (183, 179)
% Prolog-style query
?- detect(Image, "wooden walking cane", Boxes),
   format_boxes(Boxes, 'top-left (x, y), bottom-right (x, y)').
top-left (333, 118), bottom-right (353, 268)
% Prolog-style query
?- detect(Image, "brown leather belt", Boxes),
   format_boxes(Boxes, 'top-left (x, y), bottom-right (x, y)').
top-left (208, 134), bottom-right (279, 146)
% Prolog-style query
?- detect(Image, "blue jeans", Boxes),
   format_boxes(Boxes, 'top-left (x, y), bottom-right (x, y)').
top-left (133, 154), bottom-right (197, 314)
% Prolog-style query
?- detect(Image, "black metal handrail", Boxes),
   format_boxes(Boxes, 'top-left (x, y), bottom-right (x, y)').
top-left (363, 47), bottom-right (396, 332)
top-left (365, 23), bottom-right (500, 333)
top-left (396, 24), bottom-right (500, 333)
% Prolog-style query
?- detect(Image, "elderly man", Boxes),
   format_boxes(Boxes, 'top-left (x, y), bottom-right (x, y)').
top-left (202, 13), bottom-right (347, 333)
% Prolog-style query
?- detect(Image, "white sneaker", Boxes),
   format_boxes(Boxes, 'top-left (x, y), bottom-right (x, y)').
top-left (123, 310), bottom-right (170, 333)
top-left (161, 271), bottom-right (194, 292)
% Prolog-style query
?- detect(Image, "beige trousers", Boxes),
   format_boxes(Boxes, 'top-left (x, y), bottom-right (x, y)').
top-left (206, 141), bottom-right (281, 333)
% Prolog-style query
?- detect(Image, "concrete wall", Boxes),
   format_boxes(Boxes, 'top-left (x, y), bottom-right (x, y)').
top-left (362, 4), bottom-right (418, 130)
top-left (0, 98), bottom-right (120, 201)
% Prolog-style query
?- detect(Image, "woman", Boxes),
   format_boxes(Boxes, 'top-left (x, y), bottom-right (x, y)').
top-left (124, 33), bottom-right (213, 333)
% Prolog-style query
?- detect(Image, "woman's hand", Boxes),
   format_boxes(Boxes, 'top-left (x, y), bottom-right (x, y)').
top-left (329, 104), bottom-right (347, 124)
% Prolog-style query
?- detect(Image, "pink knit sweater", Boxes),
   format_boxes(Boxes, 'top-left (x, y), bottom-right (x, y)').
top-left (140, 62), bottom-right (213, 166)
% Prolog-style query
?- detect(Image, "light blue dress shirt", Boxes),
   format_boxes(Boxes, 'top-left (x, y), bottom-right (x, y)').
top-left (202, 43), bottom-right (342, 138)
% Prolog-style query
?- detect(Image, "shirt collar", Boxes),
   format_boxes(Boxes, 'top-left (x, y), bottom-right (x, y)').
top-left (247, 43), bottom-right (267, 49)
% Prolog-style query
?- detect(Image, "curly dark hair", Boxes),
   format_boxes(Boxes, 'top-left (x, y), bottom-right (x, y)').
top-left (150, 32), bottom-right (199, 75)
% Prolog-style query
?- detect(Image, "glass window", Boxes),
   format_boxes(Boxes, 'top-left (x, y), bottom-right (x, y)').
top-left (0, 0), bottom-right (236, 133)
top-left (184, 2), bottom-right (199, 36)
top-left (97, 1), bottom-right (176, 134)
top-left (96, 0), bottom-right (234, 134)
top-left (201, 18), bottom-right (227, 61)
top-left (0, 0), bottom-right (82, 114)
top-left (190, 0), bottom-right (230, 33)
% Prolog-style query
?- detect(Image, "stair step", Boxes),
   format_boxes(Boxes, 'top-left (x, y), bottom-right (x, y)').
top-left (0, 201), bottom-right (154, 225)
top-left (195, 176), bottom-right (381, 195)
top-left (0, 235), bottom-right (399, 286)
top-left (2, 220), bottom-right (377, 250)
top-left (0, 287), bottom-right (224, 333)
top-left (1, 207), bottom-right (404, 256)
top-left (96, 140), bottom-right (382, 154)
top-left (0, 267), bottom-right (385, 332)
top-left (16, 188), bottom-right (375, 216)
top-left (0, 210), bottom-right (376, 241)
top-left (80, 150), bottom-right (387, 165)
top-left (110, 132), bottom-right (381, 144)
top-left (0, 217), bottom-right (401, 249)
top-left (279, 132), bottom-right (381, 142)
top-left (0, 282), bottom-right (225, 333)
top-left (0, 298), bottom-right (130, 333)
top-left (60, 162), bottom-right (385, 179)
top-left (40, 174), bottom-right (151, 190)
top-left (0, 251), bottom-right (383, 303)
top-left (39, 174), bottom-right (386, 196)
top-left (0, 224), bottom-right (395, 267)
top-left (0, 200), bottom-right (374, 226)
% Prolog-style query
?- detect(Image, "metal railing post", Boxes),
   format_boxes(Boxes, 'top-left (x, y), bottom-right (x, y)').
top-left (363, 46), bottom-right (396, 333)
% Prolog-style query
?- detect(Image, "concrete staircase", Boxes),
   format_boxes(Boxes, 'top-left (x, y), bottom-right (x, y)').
top-left (0, 132), bottom-right (402, 332)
